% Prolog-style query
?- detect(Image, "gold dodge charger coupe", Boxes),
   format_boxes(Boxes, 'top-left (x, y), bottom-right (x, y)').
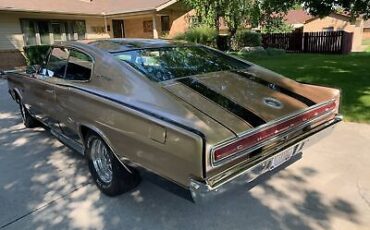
top-left (5, 39), bottom-right (342, 202)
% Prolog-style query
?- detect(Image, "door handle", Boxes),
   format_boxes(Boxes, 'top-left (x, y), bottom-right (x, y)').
top-left (45, 89), bottom-right (54, 94)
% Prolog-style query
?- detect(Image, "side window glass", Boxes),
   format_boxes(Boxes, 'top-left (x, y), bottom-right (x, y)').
top-left (45, 47), bottom-right (69, 78)
top-left (65, 50), bottom-right (93, 81)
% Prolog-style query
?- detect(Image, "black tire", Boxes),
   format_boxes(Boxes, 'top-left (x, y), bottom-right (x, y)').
top-left (19, 102), bottom-right (38, 128)
top-left (85, 132), bottom-right (140, 196)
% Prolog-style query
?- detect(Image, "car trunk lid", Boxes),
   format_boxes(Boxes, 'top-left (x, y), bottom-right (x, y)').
top-left (163, 70), bottom-right (331, 135)
top-left (162, 69), bottom-right (340, 176)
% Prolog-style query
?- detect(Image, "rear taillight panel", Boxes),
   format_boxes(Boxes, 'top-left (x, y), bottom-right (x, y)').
top-left (212, 100), bottom-right (337, 164)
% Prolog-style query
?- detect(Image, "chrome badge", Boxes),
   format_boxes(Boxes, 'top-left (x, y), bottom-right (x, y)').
top-left (263, 97), bottom-right (283, 109)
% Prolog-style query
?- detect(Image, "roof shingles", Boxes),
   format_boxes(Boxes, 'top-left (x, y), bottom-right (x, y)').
top-left (0, 0), bottom-right (172, 15)
top-left (284, 9), bottom-right (313, 24)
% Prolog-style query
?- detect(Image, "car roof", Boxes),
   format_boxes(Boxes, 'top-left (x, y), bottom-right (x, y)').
top-left (70, 38), bottom-right (193, 53)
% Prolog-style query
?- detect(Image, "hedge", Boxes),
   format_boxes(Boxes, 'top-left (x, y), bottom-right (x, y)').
top-left (23, 45), bottom-right (51, 66)
top-left (173, 26), bottom-right (218, 47)
top-left (235, 30), bottom-right (262, 49)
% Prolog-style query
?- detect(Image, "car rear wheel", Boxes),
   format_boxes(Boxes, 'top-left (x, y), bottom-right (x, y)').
top-left (85, 132), bottom-right (140, 196)
top-left (19, 102), bottom-right (38, 128)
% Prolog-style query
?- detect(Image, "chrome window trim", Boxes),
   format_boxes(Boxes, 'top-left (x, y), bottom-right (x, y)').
top-left (44, 45), bottom-right (95, 83)
top-left (210, 99), bottom-right (336, 167)
top-left (64, 46), bottom-right (96, 83)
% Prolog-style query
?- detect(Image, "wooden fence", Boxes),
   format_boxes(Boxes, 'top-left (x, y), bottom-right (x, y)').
top-left (262, 31), bottom-right (353, 54)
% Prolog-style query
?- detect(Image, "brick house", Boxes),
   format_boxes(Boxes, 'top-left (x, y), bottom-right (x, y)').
top-left (284, 10), bottom-right (368, 52)
top-left (363, 20), bottom-right (370, 40)
top-left (283, 9), bottom-right (313, 30)
top-left (0, 0), bottom-right (192, 69)
top-left (303, 13), bottom-right (366, 51)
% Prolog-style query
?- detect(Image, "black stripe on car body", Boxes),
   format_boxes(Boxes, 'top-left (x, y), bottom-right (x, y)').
top-left (164, 87), bottom-right (239, 136)
top-left (177, 78), bottom-right (266, 128)
top-left (233, 71), bottom-right (316, 107)
top-left (56, 83), bottom-right (208, 178)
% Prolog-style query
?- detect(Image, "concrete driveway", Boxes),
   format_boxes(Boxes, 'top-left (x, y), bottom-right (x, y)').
top-left (1, 78), bottom-right (370, 230)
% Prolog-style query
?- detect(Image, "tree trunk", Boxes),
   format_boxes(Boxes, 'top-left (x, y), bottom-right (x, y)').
top-left (214, 14), bottom-right (220, 34)
top-left (229, 27), bottom-right (237, 38)
top-left (229, 26), bottom-right (237, 50)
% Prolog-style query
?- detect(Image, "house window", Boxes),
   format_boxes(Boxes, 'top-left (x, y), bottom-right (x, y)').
top-left (161, 16), bottom-right (170, 32)
top-left (73, 21), bottom-right (86, 40)
top-left (37, 21), bottom-right (51, 44)
top-left (51, 23), bottom-right (63, 41)
top-left (323, 27), bottom-right (334, 32)
top-left (143, 20), bottom-right (153, 33)
top-left (20, 19), bottom-right (86, 46)
top-left (21, 20), bottom-right (37, 45)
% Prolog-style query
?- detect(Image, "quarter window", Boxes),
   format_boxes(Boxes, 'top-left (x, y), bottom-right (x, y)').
top-left (65, 50), bottom-right (93, 81)
top-left (45, 47), bottom-right (69, 78)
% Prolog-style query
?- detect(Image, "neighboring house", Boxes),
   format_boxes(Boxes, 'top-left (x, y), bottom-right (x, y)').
top-left (303, 13), bottom-right (365, 51)
top-left (283, 10), bottom-right (366, 52)
top-left (364, 20), bottom-right (370, 40)
top-left (0, 0), bottom-right (192, 69)
top-left (284, 9), bottom-right (312, 29)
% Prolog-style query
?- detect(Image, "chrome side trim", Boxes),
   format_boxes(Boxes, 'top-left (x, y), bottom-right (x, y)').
top-left (210, 99), bottom-right (336, 166)
top-left (51, 129), bottom-right (85, 155)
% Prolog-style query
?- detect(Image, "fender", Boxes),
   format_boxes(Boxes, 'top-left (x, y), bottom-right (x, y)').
top-left (78, 123), bottom-right (133, 173)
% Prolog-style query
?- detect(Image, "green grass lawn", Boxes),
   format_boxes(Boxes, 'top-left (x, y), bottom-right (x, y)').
top-left (234, 52), bottom-right (370, 123)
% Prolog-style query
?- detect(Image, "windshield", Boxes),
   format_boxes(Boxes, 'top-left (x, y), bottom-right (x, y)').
top-left (113, 46), bottom-right (250, 82)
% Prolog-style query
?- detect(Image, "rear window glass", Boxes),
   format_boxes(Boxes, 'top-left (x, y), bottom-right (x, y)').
top-left (113, 46), bottom-right (250, 82)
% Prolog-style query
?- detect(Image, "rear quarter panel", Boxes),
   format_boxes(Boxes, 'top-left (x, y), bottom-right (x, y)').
top-left (61, 86), bottom-right (204, 187)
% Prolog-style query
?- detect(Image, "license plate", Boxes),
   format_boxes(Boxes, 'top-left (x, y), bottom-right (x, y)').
top-left (271, 146), bottom-right (295, 169)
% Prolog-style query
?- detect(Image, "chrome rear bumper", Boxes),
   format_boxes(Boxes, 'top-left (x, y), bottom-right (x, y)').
top-left (190, 116), bottom-right (342, 203)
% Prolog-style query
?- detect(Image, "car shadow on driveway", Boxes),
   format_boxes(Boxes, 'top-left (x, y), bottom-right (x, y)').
top-left (0, 80), bottom-right (363, 230)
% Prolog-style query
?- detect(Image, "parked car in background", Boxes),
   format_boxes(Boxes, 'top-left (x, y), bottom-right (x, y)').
top-left (5, 39), bottom-right (342, 202)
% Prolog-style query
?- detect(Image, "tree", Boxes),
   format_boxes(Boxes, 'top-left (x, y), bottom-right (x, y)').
top-left (262, 17), bottom-right (294, 33)
top-left (248, 0), bottom-right (370, 33)
top-left (182, 0), bottom-right (298, 36)
top-left (224, 0), bottom-right (254, 38)
top-left (182, 0), bottom-right (370, 38)
top-left (302, 0), bottom-right (370, 19)
top-left (183, 0), bottom-right (229, 34)
top-left (254, 0), bottom-right (299, 31)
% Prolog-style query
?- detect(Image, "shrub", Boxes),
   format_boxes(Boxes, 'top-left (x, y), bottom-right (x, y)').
top-left (24, 45), bottom-right (50, 66)
top-left (234, 47), bottom-right (286, 59)
top-left (265, 47), bottom-right (286, 55)
top-left (173, 26), bottom-right (217, 46)
top-left (262, 18), bottom-right (294, 33)
top-left (235, 30), bottom-right (262, 49)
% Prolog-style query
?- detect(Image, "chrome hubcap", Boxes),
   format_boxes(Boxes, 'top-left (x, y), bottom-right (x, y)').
top-left (91, 139), bottom-right (113, 183)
